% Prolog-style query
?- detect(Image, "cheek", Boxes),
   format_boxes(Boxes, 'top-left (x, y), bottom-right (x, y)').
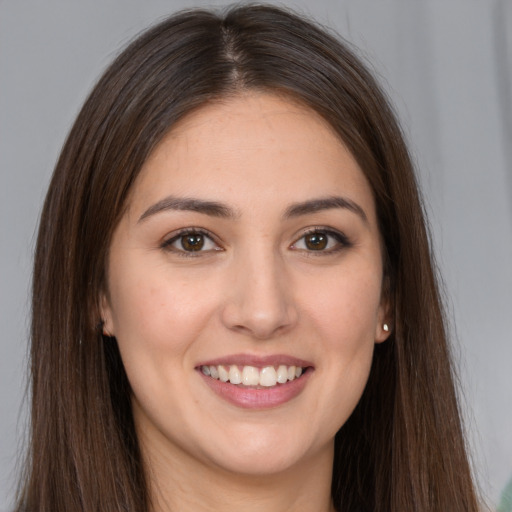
top-left (299, 264), bottom-right (383, 346)
top-left (296, 262), bottom-right (381, 426)
top-left (107, 262), bottom-right (219, 361)
top-left (106, 266), bottom-right (220, 420)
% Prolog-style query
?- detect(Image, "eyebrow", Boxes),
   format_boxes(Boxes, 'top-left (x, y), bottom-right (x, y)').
top-left (283, 196), bottom-right (368, 223)
top-left (138, 194), bottom-right (368, 224)
top-left (138, 196), bottom-right (239, 222)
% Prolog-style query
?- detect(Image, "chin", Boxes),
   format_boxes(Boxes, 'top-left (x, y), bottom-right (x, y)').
top-left (201, 424), bottom-right (328, 477)
top-left (210, 448), bottom-right (308, 477)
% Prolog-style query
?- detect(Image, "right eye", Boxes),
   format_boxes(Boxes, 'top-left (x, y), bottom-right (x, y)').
top-left (162, 229), bottom-right (221, 255)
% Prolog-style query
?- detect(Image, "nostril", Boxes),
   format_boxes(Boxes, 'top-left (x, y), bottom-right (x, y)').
top-left (220, 299), bottom-right (297, 339)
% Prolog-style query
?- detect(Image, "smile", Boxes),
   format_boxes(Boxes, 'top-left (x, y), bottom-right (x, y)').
top-left (200, 364), bottom-right (304, 387)
top-left (197, 356), bottom-right (313, 409)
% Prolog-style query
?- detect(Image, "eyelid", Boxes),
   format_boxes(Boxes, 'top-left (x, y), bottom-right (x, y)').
top-left (290, 226), bottom-right (352, 253)
top-left (160, 225), bottom-right (350, 256)
top-left (161, 227), bottom-right (223, 255)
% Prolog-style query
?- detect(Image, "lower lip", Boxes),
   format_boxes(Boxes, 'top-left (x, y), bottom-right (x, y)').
top-left (199, 369), bottom-right (312, 409)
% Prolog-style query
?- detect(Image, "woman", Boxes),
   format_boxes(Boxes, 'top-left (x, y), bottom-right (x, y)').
top-left (16, 4), bottom-right (480, 512)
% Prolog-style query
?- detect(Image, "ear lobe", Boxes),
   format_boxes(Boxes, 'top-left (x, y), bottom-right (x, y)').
top-left (375, 320), bottom-right (392, 344)
top-left (375, 292), bottom-right (392, 344)
top-left (100, 293), bottom-right (115, 337)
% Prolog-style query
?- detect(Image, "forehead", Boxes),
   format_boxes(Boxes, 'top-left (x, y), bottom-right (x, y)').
top-left (128, 92), bottom-right (376, 220)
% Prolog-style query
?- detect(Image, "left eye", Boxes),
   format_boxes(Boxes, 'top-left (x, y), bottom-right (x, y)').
top-left (291, 230), bottom-right (348, 252)
top-left (164, 231), bottom-right (219, 253)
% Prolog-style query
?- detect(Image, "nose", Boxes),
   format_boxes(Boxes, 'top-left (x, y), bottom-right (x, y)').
top-left (220, 250), bottom-right (298, 340)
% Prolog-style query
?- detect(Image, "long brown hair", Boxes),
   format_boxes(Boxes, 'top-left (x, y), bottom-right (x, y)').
top-left (16, 4), bottom-right (479, 511)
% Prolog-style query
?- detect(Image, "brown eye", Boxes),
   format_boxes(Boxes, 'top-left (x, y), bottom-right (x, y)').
top-left (181, 233), bottom-right (205, 251)
top-left (304, 233), bottom-right (328, 250)
top-left (291, 228), bottom-right (351, 254)
top-left (163, 230), bottom-right (219, 254)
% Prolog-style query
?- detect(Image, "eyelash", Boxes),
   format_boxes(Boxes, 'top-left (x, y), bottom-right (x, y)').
top-left (161, 226), bottom-right (352, 257)
top-left (290, 227), bottom-right (352, 255)
top-left (161, 228), bottom-right (222, 257)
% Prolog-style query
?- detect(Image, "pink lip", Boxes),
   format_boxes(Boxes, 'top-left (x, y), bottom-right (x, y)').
top-left (197, 353), bottom-right (313, 368)
top-left (196, 354), bottom-right (314, 410)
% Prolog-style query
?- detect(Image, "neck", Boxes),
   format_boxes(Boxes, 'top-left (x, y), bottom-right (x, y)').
top-left (140, 428), bottom-right (336, 512)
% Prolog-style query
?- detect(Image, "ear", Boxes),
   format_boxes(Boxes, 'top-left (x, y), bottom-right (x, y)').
top-left (375, 283), bottom-right (393, 344)
top-left (100, 292), bottom-right (115, 337)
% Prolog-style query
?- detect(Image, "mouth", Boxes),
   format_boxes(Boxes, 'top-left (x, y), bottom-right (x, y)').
top-left (199, 364), bottom-right (307, 388)
top-left (196, 356), bottom-right (313, 409)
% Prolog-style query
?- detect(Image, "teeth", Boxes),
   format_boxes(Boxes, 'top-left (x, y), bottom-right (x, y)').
top-left (201, 364), bottom-right (306, 387)
top-left (276, 365), bottom-right (288, 384)
top-left (218, 365), bottom-right (229, 382)
top-left (229, 365), bottom-right (242, 384)
top-left (242, 366), bottom-right (260, 386)
top-left (260, 366), bottom-right (277, 387)
top-left (209, 365), bottom-right (219, 379)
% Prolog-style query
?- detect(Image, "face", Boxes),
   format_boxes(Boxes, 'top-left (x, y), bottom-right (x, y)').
top-left (101, 93), bottom-right (390, 478)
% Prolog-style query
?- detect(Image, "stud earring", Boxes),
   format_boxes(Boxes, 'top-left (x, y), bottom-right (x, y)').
top-left (383, 323), bottom-right (390, 332)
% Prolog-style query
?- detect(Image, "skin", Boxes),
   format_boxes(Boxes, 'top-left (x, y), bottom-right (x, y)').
top-left (101, 92), bottom-right (391, 512)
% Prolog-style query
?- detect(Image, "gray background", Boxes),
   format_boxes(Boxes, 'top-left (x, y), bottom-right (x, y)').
top-left (1, 0), bottom-right (511, 509)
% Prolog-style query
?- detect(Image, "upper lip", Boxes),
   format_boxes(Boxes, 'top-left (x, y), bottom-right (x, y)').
top-left (196, 353), bottom-right (313, 368)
